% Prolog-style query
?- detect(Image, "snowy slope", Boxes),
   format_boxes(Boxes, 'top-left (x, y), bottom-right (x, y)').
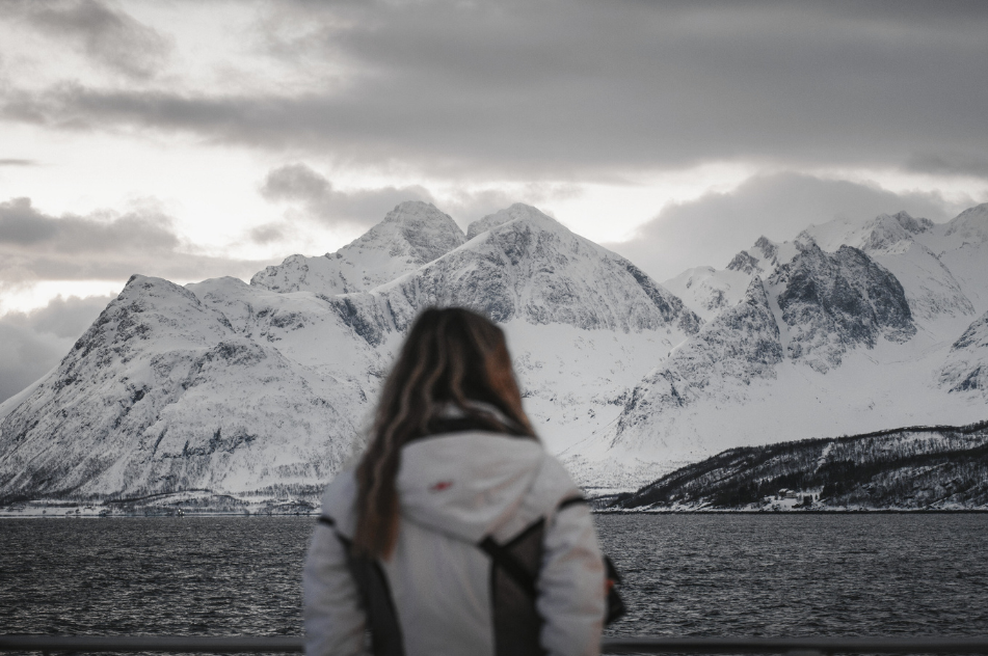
top-left (292, 205), bottom-right (703, 453)
top-left (934, 203), bottom-right (988, 314)
top-left (0, 276), bottom-right (369, 502)
top-left (662, 266), bottom-right (752, 322)
top-left (592, 277), bottom-right (783, 460)
top-left (939, 310), bottom-right (988, 399)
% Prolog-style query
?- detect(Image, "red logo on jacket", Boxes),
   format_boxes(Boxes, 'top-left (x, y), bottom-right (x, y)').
top-left (429, 480), bottom-right (454, 492)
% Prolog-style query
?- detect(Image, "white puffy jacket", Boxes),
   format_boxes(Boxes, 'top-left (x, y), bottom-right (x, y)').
top-left (303, 431), bottom-right (606, 656)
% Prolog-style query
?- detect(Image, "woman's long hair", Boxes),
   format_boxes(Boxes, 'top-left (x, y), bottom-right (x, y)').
top-left (353, 307), bottom-right (536, 559)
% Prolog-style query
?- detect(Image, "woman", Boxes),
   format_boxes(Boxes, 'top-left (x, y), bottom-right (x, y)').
top-left (303, 307), bottom-right (606, 656)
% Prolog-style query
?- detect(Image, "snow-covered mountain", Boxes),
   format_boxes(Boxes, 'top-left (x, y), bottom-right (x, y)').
top-left (336, 203), bottom-right (701, 334)
top-left (1, 200), bottom-right (986, 509)
top-left (0, 275), bottom-right (371, 504)
top-left (0, 202), bottom-right (701, 508)
top-left (797, 210), bottom-right (978, 326)
top-left (576, 204), bottom-right (988, 486)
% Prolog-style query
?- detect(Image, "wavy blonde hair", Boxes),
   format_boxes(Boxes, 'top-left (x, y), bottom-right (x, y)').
top-left (353, 307), bottom-right (536, 558)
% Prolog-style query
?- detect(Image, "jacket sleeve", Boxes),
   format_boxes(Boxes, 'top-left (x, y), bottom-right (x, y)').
top-left (303, 521), bottom-right (367, 656)
top-left (536, 500), bottom-right (606, 656)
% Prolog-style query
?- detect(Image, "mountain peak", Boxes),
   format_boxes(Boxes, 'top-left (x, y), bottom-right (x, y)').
top-left (770, 243), bottom-right (916, 371)
top-left (854, 211), bottom-right (933, 252)
top-left (797, 210), bottom-right (933, 255)
top-left (372, 201), bottom-right (465, 263)
top-left (250, 201), bottom-right (465, 295)
top-left (343, 201), bottom-right (701, 335)
top-left (726, 236), bottom-right (791, 275)
top-left (888, 210), bottom-right (933, 235)
top-left (383, 199), bottom-right (440, 220)
top-left (466, 203), bottom-right (555, 240)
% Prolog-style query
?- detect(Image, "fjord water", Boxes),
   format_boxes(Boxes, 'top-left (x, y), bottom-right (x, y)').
top-left (1, 514), bottom-right (986, 638)
top-left (595, 514), bottom-right (988, 637)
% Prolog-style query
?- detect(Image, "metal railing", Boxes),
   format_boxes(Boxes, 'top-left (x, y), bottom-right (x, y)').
top-left (3, 635), bottom-right (988, 655)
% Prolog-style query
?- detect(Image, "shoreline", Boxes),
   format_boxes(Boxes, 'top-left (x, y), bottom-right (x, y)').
top-left (5, 506), bottom-right (988, 518)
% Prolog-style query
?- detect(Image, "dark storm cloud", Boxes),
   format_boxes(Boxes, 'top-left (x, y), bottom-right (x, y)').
top-left (260, 163), bottom-right (434, 230)
top-left (0, 197), bottom-right (272, 285)
top-left (0, 294), bottom-right (113, 403)
top-left (607, 172), bottom-right (974, 282)
top-left (16, 0), bottom-right (172, 80)
top-left (2, 1), bottom-right (987, 178)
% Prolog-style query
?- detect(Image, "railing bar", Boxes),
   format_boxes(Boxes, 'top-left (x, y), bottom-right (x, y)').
top-left (600, 637), bottom-right (988, 654)
top-left (3, 636), bottom-right (988, 654)
top-left (0, 637), bottom-right (304, 654)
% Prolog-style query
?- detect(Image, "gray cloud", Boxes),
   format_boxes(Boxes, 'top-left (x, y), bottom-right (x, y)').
top-left (441, 189), bottom-right (528, 228)
top-left (262, 163), bottom-right (331, 202)
top-left (259, 163), bottom-right (434, 230)
top-left (0, 159), bottom-right (37, 166)
top-left (0, 197), bottom-right (178, 251)
top-left (441, 184), bottom-right (583, 229)
top-left (0, 293), bottom-right (113, 403)
top-left (18, 0), bottom-right (172, 80)
top-left (249, 222), bottom-right (288, 245)
top-left (2, 1), bottom-right (986, 179)
top-left (257, 163), bottom-right (581, 232)
top-left (0, 197), bottom-right (273, 285)
top-left (4, 293), bottom-right (113, 339)
top-left (607, 172), bottom-right (976, 282)
top-left (906, 152), bottom-right (988, 178)
top-left (0, 322), bottom-right (72, 404)
top-left (0, 192), bottom-right (280, 403)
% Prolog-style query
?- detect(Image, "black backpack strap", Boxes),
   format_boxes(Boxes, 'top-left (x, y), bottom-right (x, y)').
top-left (477, 494), bottom-right (627, 627)
top-left (478, 536), bottom-right (538, 598)
top-left (476, 494), bottom-right (586, 599)
top-left (316, 515), bottom-right (405, 656)
top-left (480, 519), bottom-right (546, 656)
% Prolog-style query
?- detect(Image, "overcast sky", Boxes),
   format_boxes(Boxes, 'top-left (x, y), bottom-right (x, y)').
top-left (1, 0), bottom-right (987, 401)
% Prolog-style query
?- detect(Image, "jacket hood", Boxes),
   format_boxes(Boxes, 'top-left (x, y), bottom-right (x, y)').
top-left (396, 432), bottom-right (544, 543)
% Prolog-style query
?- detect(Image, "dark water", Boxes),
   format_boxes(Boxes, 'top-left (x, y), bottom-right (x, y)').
top-left (2, 514), bottom-right (987, 638)
top-left (0, 517), bottom-right (309, 636)
top-left (596, 513), bottom-right (988, 637)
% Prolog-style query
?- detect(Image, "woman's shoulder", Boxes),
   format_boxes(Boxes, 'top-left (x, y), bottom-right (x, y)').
top-left (492, 449), bottom-right (581, 534)
top-left (530, 450), bottom-right (583, 507)
top-left (318, 467), bottom-right (359, 535)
